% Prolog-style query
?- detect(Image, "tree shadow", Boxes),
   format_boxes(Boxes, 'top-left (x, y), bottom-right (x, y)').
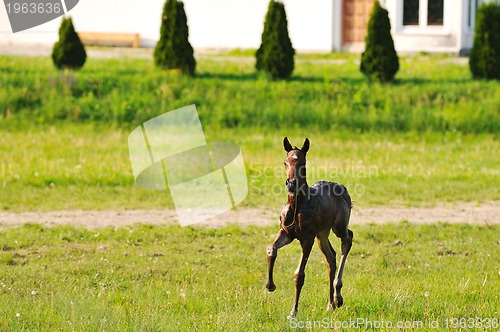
top-left (392, 77), bottom-right (473, 85)
top-left (286, 75), bottom-right (326, 83)
top-left (195, 72), bottom-right (473, 86)
top-left (196, 72), bottom-right (259, 81)
top-left (197, 72), bottom-right (328, 83)
top-left (332, 77), bottom-right (368, 86)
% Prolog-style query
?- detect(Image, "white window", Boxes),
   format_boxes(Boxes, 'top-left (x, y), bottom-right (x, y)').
top-left (402, 0), bottom-right (444, 27)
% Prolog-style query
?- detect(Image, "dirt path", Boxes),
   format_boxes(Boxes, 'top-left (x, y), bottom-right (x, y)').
top-left (0, 202), bottom-right (498, 229)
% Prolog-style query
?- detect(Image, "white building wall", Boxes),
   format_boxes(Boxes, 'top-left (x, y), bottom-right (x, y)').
top-left (0, 0), bottom-right (335, 52)
top-left (0, 0), bottom-right (484, 53)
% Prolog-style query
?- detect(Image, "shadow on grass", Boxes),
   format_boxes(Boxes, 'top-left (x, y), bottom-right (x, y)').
top-left (194, 72), bottom-right (473, 85)
top-left (333, 77), bottom-right (367, 85)
top-left (392, 77), bottom-right (473, 85)
top-left (197, 72), bottom-right (330, 83)
top-left (196, 72), bottom-right (259, 81)
top-left (342, 77), bottom-right (474, 86)
top-left (287, 75), bottom-right (326, 83)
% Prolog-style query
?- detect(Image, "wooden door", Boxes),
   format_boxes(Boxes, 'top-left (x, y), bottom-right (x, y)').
top-left (342, 0), bottom-right (375, 45)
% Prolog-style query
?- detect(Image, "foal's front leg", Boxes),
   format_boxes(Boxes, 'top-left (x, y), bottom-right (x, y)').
top-left (266, 229), bottom-right (293, 292)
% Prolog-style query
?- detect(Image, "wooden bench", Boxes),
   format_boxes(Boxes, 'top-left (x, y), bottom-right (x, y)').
top-left (78, 32), bottom-right (141, 48)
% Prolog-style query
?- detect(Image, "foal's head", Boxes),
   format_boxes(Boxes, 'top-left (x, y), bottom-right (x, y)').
top-left (283, 137), bottom-right (310, 193)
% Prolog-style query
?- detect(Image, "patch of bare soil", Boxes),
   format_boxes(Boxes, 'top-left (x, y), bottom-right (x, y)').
top-left (0, 202), bottom-right (498, 230)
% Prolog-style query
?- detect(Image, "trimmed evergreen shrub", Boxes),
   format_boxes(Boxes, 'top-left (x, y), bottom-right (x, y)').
top-left (256, 0), bottom-right (295, 79)
top-left (52, 17), bottom-right (86, 71)
top-left (360, 1), bottom-right (399, 83)
top-left (154, 0), bottom-right (196, 76)
top-left (469, 2), bottom-right (500, 80)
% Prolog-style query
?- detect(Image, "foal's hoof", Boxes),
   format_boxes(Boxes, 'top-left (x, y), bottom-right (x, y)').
top-left (266, 283), bottom-right (276, 292)
top-left (333, 296), bottom-right (344, 308)
top-left (288, 309), bottom-right (298, 318)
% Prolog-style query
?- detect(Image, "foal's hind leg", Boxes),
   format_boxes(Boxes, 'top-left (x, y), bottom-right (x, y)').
top-left (316, 230), bottom-right (337, 311)
top-left (290, 236), bottom-right (315, 317)
top-left (333, 229), bottom-right (353, 308)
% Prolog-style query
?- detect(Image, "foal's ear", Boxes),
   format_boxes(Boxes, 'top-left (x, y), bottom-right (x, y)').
top-left (283, 137), bottom-right (293, 152)
top-left (301, 138), bottom-right (310, 155)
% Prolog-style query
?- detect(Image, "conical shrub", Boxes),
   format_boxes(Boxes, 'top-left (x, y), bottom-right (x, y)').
top-left (469, 2), bottom-right (500, 80)
top-left (154, 0), bottom-right (196, 76)
top-left (256, 0), bottom-right (295, 79)
top-left (360, 1), bottom-right (399, 83)
top-left (52, 16), bottom-right (86, 70)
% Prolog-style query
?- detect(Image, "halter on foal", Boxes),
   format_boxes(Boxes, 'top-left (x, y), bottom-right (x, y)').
top-left (265, 137), bottom-right (354, 317)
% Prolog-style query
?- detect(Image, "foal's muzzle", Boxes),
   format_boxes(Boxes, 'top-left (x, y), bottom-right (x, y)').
top-left (286, 179), bottom-right (297, 192)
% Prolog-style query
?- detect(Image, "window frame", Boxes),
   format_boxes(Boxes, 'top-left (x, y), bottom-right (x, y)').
top-left (467, 0), bottom-right (479, 32)
top-left (397, 0), bottom-right (448, 35)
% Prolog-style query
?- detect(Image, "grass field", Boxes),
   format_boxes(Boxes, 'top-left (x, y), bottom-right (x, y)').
top-left (0, 52), bottom-right (499, 330)
top-left (0, 125), bottom-right (498, 212)
top-left (0, 54), bottom-right (500, 211)
top-left (0, 222), bottom-right (499, 331)
top-left (1, 53), bottom-right (499, 133)
top-left (0, 52), bottom-right (499, 211)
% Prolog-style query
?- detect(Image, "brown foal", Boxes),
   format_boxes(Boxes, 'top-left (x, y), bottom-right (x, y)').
top-left (266, 137), bottom-right (354, 317)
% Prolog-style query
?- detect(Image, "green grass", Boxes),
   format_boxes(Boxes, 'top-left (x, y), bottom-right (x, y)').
top-left (1, 53), bottom-right (499, 133)
top-left (0, 125), bottom-right (498, 211)
top-left (0, 53), bottom-right (498, 331)
top-left (0, 53), bottom-right (498, 211)
top-left (0, 222), bottom-right (498, 331)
